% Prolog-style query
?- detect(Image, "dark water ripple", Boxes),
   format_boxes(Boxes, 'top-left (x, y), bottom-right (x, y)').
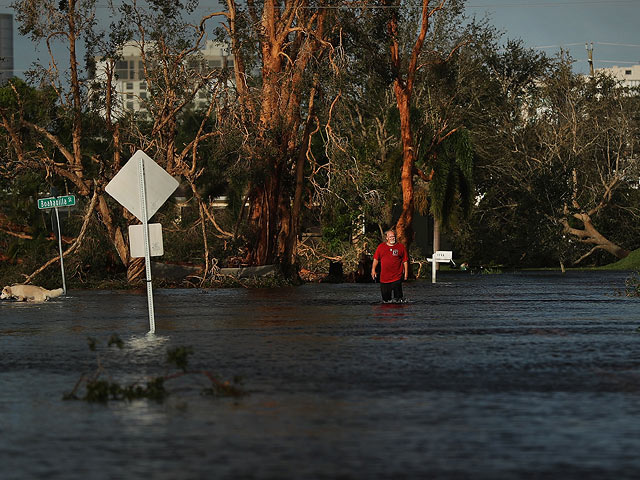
top-left (2, 271), bottom-right (640, 479)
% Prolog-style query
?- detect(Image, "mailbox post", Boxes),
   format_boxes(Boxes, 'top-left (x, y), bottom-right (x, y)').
top-left (427, 250), bottom-right (453, 284)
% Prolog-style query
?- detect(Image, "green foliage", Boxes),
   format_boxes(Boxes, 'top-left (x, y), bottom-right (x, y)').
top-left (382, 147), bottom-right (403, 201)
top-left (80, 377), bottom-right (167, 403)
top-left (429, 129), bottom-right (474, 229)
top-left (623, 272), bottom-right (640, 297)
top-left (0, 79), bottom-right (58, 124)
top-left (480, 266), bottom-right (503, 275)
top-left (459, 39), bottom-right (640, 268)
top-left (336, 6), bottom-right (394, 89)
top-left (600, 249), bottom-right (640, 271)
top-left (167, 346), bottom-right (193, 372)
top-left (4, 0), bottom-right (639, 277)
top-left (64, 335), bottom-right (245, 403)
top-left (322, 210), bottom-right (356, 254)
top-left (0, 171), bottom-right (47, 226)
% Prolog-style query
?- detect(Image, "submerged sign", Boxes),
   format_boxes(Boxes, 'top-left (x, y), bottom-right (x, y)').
top-left (37, 195), bottom-right (76, 210)
top-left (105, 150), bottom-right (178, 334)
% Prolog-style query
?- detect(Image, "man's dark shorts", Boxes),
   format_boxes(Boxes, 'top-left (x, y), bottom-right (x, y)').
top-left (380, 279), bottom-right (403, 302)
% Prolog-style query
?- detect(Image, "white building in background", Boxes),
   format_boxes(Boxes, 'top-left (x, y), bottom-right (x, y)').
top-left (94, 40), bottom-right (234, 115)
top-left (0, 14), bottom-right (14, 85)
top-left (596, 64), bottom-right (640, 88)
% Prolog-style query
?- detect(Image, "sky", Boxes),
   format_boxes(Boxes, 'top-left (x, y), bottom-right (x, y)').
top-left (0, 0), bottom-right (639, 78)
top-left (466, 0), bottom-right (640, 75)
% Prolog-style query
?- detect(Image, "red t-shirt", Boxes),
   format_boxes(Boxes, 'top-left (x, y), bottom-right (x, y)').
top-left (373, 242), bottom-right (408, 283)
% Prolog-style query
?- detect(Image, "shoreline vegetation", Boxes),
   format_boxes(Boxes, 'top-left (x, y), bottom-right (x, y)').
top-left (3, 248), bottom-right (640, 292)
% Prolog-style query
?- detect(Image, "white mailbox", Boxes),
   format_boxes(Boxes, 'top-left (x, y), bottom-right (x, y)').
top-left (432, 251), bottom-right (452, 262)
top-left (427, 251), bottom-right (453, 283)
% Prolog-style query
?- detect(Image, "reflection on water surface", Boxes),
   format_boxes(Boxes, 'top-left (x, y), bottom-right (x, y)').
top-left (2, 272), bottom-right (640, 479)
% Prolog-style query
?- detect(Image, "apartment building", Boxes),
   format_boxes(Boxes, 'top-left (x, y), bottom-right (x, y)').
top-left (596, 64), bottom-right (640, 88)
top-left (95, 40), bottom-right (234, 115)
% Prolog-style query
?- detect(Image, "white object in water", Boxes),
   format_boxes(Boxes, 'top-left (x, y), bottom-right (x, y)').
top-left (427, 251), bottom-right (453, 284)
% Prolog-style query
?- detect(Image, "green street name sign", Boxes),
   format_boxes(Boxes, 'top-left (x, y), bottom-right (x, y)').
top-left (37, 195), bottom-right (76, 210)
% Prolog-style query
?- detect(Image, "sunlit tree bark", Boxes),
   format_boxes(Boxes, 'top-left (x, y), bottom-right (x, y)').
top-left (384, 0), bottom-right (469, 253)
top-left (214, 0), bottom-right (334, 271)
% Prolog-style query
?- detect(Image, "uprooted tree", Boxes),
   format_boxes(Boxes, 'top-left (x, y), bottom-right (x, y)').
top-left (470, 53), bottom-right (640, 266)
top-left (4, 0), bottom-right (238, 283)
top-left (529, 64), bottom-right (640, 263)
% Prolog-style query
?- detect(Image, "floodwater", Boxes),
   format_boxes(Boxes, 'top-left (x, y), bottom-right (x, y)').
top-left (1, 271), bottom-right (640, 479)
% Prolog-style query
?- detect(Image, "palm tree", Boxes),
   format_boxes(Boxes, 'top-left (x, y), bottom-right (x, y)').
top-left (427, 129), bottom-right (474, 256)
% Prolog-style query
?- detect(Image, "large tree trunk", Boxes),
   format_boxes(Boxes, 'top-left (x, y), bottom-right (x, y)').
top-left (247, 168), bottom-right (283, 265)
top-left (127, 257), bottom-right (145, 283)
top-left (387, 0), bottom-right (441, 252)
top-left (67, 0), bottom-right (84, 178)
top-left (433, 217), bottom-right (441, 252)
top-left (394, 86), bottom-right (416, 251)
top-left (96, 194), bottom-right (130, 267)
top-left (562, 214), bottom-right (629, 262)
top-left (281, 83), bottom-right (318, 274)
top-left (231, 0), bottom-right (328, 271)
top-left (433, 217), bottom-right (441, 271)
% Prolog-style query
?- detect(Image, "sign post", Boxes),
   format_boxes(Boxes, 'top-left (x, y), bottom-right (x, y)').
top-left (37, 194), bottom-right (76, 295)
top-left (105, 150), bottom-right (178, 334)
top-left (427, 250), bottom-right (453, 284)
top-left (137, 155), bottom-right (155, 332)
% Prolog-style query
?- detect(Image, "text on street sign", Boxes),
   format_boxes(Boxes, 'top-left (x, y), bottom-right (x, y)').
top-left (37, 195), bottom-right (76, 210)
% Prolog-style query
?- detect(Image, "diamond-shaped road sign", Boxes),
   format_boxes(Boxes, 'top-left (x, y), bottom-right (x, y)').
top-left (105, 150), bottom-right (179, 222)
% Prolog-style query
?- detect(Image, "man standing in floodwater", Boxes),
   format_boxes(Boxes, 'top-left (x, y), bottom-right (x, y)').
top-left (371, 229), bottom-right (409, 302)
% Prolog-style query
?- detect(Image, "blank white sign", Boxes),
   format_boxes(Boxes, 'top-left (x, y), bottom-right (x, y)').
top-left (129, 223), bottom-right (164, 257)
